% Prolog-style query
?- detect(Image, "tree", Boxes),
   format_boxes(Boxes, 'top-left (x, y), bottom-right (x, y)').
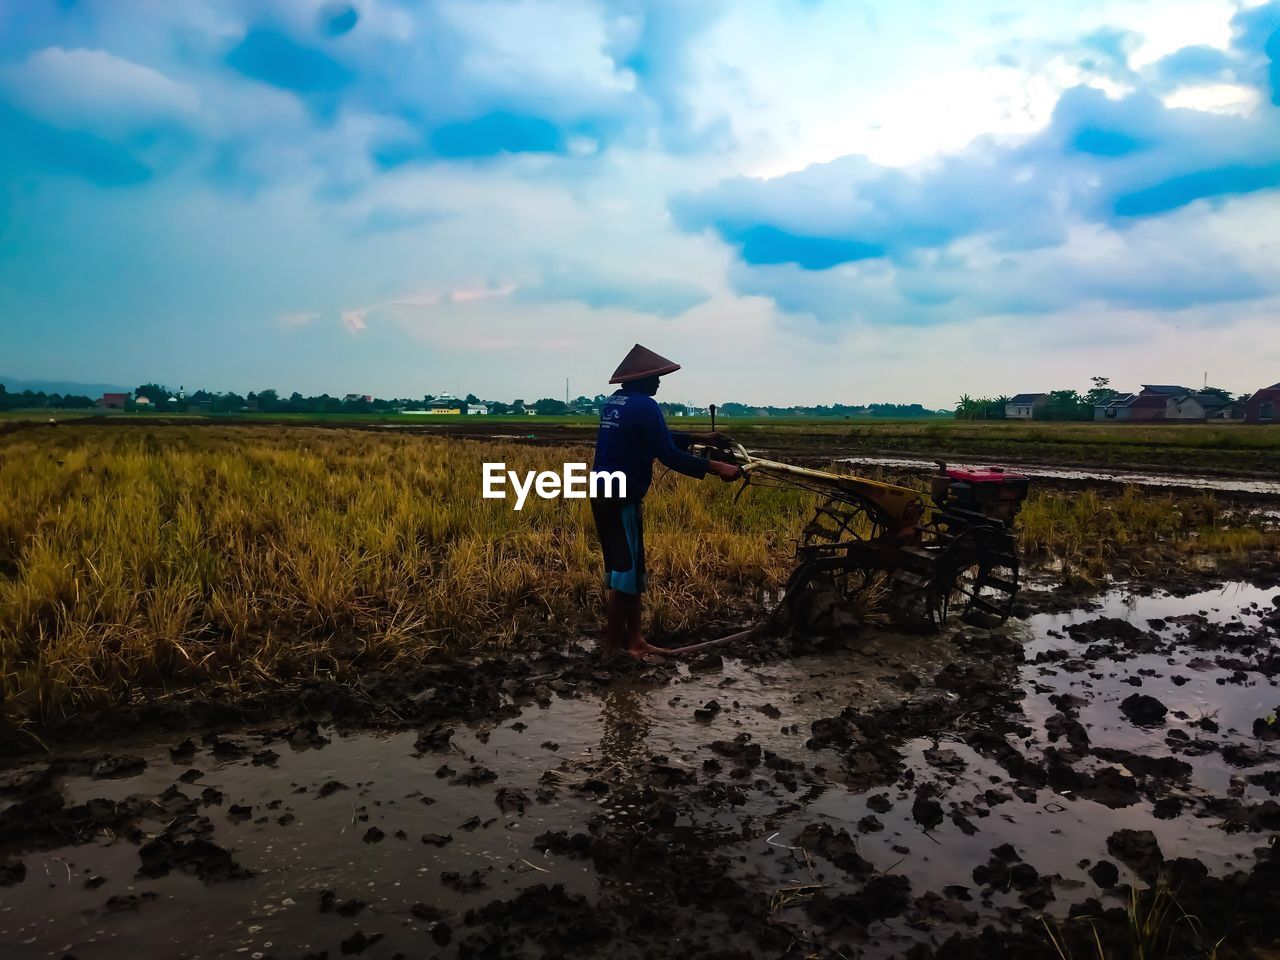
top-left (342, 393), bottom-right (372, 412)
top-left (1085, 376), bottom-right (1117, 409)
top-left (534, 398), bottom-right (569, 416)
top-left (511, 398), bottom-right (526, 414)
top-left (1201, 386), bottom-right (1232, 402)
top-left (961, 395), bottom-right (1011, 420)
top-left (1036, 390), bottom-right (1091, 421)
top-left (465, 393), bottom-right (480, 404)
top-left (135, 383), bottom-right (170, 404)
top-left (211, 391), bottom-right (246, 412)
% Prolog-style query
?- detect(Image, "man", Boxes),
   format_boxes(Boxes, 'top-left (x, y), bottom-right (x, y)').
top-left (591, 344), bottom-right (741, 659)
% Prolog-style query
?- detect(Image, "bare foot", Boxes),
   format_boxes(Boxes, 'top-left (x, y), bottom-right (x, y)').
top-left (625, 640), bottom-right (670, 659)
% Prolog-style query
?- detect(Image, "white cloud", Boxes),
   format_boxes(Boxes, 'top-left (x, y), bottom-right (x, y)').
top-left (2, 47), bottom-right (199, 137)
top-left (450, 282), bottom-right (518, 302)
top-left (277, 310), bottom-right (320, 329)
top-left (1162, 82), bottom-right (1260, 114)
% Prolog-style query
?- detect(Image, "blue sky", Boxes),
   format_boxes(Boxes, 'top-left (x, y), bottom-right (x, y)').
top-left (1, 0), bottom-right (1278, 406)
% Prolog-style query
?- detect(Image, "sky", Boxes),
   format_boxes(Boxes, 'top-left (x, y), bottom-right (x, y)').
top-left (1, 0), bottom-right (1278, 408)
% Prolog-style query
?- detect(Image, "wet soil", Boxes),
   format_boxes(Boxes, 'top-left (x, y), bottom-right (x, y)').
top-left (5, 572), bottom-right (1280, 959)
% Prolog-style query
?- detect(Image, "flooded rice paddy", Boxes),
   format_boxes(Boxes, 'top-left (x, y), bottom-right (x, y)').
top-left (837, 456), bottom-right (1280, 497)
top-left (2, 582), bottom-right (1279, 959)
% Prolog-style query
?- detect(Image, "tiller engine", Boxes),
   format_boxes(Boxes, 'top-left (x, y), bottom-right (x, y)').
top-left (672, 440), bottom-right (1029, 654)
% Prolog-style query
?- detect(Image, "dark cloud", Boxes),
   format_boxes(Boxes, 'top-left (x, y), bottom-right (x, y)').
top-left (225, 27), bottom-right (354, 96)
top-left (318, 3), bottom-right (359, 38)
top-left (1113, 162), bottom-right (1280, 218)
top-left (1150, 45), bottom-right (1233, 86)
top-left (1233, 1), bottom-right (1280, 104)
top-left (0, 103), bottom-right (151, 186)
top-left (431, 112), bottom-right (565, 157)
top-left (375, 112), bottom-right (568, 166)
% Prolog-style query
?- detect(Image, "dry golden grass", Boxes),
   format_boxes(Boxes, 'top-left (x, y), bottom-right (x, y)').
top-left (0, 426), bottom-right (812, 722)
top-left (1, 425), bottom-right (1275, 724)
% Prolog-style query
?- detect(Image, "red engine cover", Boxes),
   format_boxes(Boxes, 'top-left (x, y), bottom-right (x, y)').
top-left (945, 467), bottom-right (1028, 483)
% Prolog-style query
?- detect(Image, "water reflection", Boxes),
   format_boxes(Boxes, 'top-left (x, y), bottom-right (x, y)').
top-left (598, 685), bottom-right (653, 773)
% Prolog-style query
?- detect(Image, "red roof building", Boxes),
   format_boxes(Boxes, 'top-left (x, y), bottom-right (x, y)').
top-left (1125, 394), bottom-right (1171, 422)
top-left (1244, 383), bottom-right (1280, 424)
top-left (99, 392), bottom-right (130, 409)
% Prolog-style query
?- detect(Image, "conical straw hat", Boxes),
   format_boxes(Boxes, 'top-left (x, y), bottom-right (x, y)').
top-left (609, 343), bottom-right (681, 384)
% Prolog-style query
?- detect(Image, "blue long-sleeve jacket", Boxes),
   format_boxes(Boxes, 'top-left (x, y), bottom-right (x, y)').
top-left (592, 387), bottom-right (707, 501)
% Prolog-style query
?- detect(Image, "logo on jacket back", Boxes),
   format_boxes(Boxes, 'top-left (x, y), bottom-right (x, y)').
top-left (601, 395), bottom-right (625, 426)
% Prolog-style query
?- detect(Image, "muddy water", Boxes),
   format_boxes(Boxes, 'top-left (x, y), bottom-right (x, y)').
top-left (2, 584), bottom-right (1279, 958)
top-left (0, 644), bottom-right (936, 959)
top-left (836, 454), bottom-right (1280, 497)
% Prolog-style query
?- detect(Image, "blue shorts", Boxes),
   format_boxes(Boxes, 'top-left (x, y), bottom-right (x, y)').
top-left (591, 499), bottom-right (646, 594)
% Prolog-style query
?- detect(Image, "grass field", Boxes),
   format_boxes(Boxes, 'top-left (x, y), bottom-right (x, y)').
top-left (1, 425), bottom-right (1276, 726)
top-left (8, 408), bottom-right (1275, 473)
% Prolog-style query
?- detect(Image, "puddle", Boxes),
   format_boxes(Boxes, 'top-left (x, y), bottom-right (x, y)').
top-left (2, 584), bottom-right (1279, 957)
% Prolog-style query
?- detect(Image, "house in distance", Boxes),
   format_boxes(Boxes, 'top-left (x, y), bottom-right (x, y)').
top-left (98, 392), bottom-right (130, 410)
top-left (1005, 393), bottom-right (1048, 419)
top-left (1245, 383), bottom-right (1280, 424)
top-left (1095, 385), bottom-right (1243, 423)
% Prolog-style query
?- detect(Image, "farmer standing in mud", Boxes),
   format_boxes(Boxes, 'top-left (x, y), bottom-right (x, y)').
top-left (592, 344), bottom-right (742, 659)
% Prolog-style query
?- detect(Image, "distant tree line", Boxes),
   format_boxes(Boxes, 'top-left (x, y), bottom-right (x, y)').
top-left (0, 384), bottom-right (95, 410)
top-left (2, 381), bottom-right (951, 418)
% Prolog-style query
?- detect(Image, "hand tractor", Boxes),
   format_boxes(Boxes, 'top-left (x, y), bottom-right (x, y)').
top-left (669, 437), bottom-right (1029, 655)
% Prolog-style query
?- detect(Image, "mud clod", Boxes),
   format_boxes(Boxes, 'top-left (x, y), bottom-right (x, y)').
top-left (1120, 693), bottom-right (1168, 727)
top-left (798, 822), bottom-right (873, 874)
top-left (0, 860), bottom-right (25, 886)
top-left (1106, 828), bottom-right (1163, 881)
top-left (137, 834), bottom-right (253, 883)
top-left (340, 930), bottom-right (383, 955)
